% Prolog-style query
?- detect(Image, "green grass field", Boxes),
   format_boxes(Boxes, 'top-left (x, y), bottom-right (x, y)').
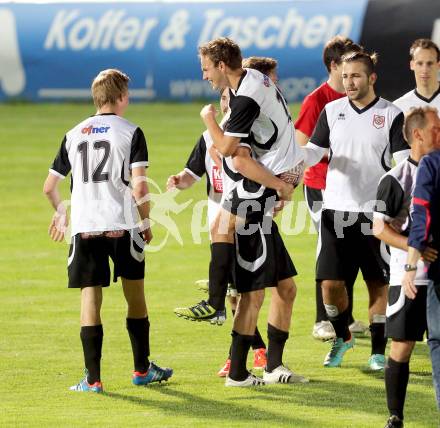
top-left (0, 102), bottom-right (437, 427)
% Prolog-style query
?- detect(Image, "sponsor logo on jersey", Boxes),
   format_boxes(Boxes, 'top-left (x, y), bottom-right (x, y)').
top-left (338, 113), bottom-right (345, 120)
top-left (373, 114), bottom-right (385, 129)
top-left (81, 125), bottom-right (110, 135)
top-left (212, 165), bottom-right (223, 193)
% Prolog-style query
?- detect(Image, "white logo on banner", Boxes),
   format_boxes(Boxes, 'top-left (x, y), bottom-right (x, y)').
top-left (0, 9), bottom-right (26, 96)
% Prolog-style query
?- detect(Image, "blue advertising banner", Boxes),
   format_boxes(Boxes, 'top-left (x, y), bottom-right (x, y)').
top-left (0, 1), bottom-right (368, 102)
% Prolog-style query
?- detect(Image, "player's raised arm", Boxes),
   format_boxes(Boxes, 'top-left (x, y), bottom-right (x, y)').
top-left (200, 104), bottom-right (239, 157)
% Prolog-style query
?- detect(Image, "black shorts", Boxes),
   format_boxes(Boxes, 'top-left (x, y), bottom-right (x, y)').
top-left (233, 220), bottom-right (297, 294)
top-left (303, 185), bottom-right (324, 231)
top-left (316, 209), bottom-right (389, 283)
top-left (386, 285), bottom-right (427, 341)
top-left (222, 178), bottom-right (278, 224)
top-left (67, 230), bottom-right (145, 288)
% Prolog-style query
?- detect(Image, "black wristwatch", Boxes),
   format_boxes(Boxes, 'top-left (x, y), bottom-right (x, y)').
top-left (404, 264), bottom-right (417, 272)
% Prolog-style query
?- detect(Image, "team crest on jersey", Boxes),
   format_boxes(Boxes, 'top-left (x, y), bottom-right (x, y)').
top-left (373, 115), bottom-right (385, 129)
top-left (263, 75), bottom-right (270, 87)
top-left (212, 165), bottom-right (223, 193)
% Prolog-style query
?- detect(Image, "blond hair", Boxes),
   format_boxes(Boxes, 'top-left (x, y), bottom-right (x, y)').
top-left (91, 69), bottom-right (129, 109)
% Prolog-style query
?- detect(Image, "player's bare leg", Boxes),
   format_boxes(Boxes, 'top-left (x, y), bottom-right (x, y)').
top-left (122, 278), bottom-right (173, 385)
top-left (366, 279), bottom-right (388, 370)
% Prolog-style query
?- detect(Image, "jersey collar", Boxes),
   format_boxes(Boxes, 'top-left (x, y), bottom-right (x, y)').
top-left (414, 85), bottom-right (440, 103)
top-left (232, 70), bottom-right (247, 94)
top-left (93, 113), bottom-right (117, 116)
top-left (407, 156), bottom-right (419, 167)
top-left (348, 96), bottom-right (380, 114)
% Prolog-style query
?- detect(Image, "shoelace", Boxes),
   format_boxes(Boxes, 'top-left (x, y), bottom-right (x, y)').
top-left (328, 339), bottom-right (341, 358)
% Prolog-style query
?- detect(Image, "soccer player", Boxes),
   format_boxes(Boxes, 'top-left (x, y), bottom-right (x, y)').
top-left (168, 85), bottom-right (267, 375)
top-left (302, 51), bottom-right (410, 369)
top-left (394, 39), bottom-right (440, 113)
top-left (373, 107), bottom-right (439, 428)
top-left (43, 69), bottom-right (172, 392)
top-left (174, 38), bottom-right (301, 325)
top-left (192, 37), bottom-right (305, 386)
top-left (402, 117), bottom-right (440, 416)
top-left (295, 36), bottom-right (365, 340)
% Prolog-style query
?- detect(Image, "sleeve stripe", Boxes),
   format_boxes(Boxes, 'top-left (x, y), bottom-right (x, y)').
top-left (49, 169), bottom-right (65, 179)
top-left (224, 131), bottom-right (249, 138)
top-left (413, 197), bottom-right (431, 241)
top-left (130, 161), bottom-right (149, 169)
top-left (184, 167), bottom-right (202, 181)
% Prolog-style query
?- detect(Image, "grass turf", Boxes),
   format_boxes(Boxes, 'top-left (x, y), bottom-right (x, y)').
top-left (0, 102), bottom-right (437, 427)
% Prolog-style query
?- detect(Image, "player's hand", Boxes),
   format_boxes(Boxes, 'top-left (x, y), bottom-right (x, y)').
top-left (200, 104), bottom-right (217, 121)
top-left (273, 200), bottom-right (286, 217)
top-left (208, 145), bottom-right (222, 170)
top-left (277, 182), bottom-right (294, 201)
top-left (166, 174), bottom-right (180, 190)
top-left (48, 211), bottom-right (68, 242)
top-left (421, 246), bottom-right (438, 263)
top-left (141, 227), bottom-right (153, 244)
top-left (402, 270), bottom-right (417, 299)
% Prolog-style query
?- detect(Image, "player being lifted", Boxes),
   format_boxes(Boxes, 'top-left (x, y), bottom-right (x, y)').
top-left (168, 56), bottom-right (280, 377)
top-left (174, 38), bottom-right (301, 324)
top-left (176, 38), bottom-right (306, 386)
top-left (43, 69), bottom-right (172, 392)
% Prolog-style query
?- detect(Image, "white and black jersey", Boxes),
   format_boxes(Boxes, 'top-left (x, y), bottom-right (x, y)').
top-left (49, 113), bottom-right (148, 235)
top-left (373, 158), bottom-right (429, 286)
top-left (310, 96), bottom-right (410, 212)
top-left (184, 129), bottom-right (223, 226)
top-left (224, 68), bottom-right (302, 176)
top-left (394, 87), bottom-right (440, 113)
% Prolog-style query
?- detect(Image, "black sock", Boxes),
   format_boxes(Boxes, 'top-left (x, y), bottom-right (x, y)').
top-left (80, 325), bottom-right (103, 384)
top-left (370, 322), bottom-right (387, 355)
top-left (329, 309), bottom-right (350, 341)
top-left (229, 331), bottom-right (253, 381)
top-left (126, 317), bottom-right (150, 373)
top-left (345, 278), bottom-right (355, 325)
top-left (207, 243), bottom-right (234, 310)
top-left (266, 324), bottom-right (289, 372)
top-left (315, 280), bottom-right (328, 323)
top-left (385, 357), bottom-right (409, 420)
top-left (251, 326), bottom-right (266, 350)
top-left (227, 310), bottom-right (236, 360)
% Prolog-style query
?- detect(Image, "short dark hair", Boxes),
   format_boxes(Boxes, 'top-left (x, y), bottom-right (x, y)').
top-left (323, 36), bottom-right (363, 72)
top-left (242, 56), bottom-right (278, 76)
top-left (198, 37), bottom-right (242, 70)
top-left (403, 106), bottom-right (439, 144)
top-left (410, 38), bottom-right (440, 62)
top-left (342, 51), bottom-right (378, 76)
